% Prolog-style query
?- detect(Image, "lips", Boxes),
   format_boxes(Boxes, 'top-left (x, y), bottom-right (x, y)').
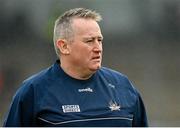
top-left (92, 56), bottom-right (100, 59)
top-left (91, 55), bottom-right (101, 62)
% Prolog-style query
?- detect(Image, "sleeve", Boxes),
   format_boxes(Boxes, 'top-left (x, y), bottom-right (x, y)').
top-left (3, 83), bottom-right (35, 127)
top-left (132, 91), bottom-right (148, 127)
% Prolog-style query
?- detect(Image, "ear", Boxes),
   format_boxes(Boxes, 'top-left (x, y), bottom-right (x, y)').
top-left (56, 39), bottom-right (70, 55)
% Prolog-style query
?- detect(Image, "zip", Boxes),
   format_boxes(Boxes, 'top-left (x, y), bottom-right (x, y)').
top-left (38, 116), bottom-right (133, 125)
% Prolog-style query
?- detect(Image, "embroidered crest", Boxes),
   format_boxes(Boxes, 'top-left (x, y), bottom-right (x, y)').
top-left (109, 101), bottom-right (121, 111)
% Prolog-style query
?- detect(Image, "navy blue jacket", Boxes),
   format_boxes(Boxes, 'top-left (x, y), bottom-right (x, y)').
top-left (3, 60), bottom-right (148, 127)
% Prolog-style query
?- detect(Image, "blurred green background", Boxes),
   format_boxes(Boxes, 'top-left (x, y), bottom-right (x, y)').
top-left (0, 0), bottom-right (180, 126)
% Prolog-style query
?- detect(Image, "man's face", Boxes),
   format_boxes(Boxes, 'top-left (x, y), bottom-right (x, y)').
top-left (67, 18), bottom-right (103, 73)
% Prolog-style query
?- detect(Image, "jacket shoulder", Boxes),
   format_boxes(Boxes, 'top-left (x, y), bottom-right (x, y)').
top-left (99, 67), bottom-right (138, 93)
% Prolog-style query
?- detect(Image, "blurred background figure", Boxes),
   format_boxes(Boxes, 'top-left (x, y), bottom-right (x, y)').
top-left (0, 0), bottom-right (180, 126)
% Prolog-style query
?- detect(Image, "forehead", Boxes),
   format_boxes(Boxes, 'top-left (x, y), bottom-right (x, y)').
top-left (71, 18), bottom-right (102, 37)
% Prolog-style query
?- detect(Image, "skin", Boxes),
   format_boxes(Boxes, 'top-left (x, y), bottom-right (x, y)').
top-left (57, 18), bottom-right (103, 80)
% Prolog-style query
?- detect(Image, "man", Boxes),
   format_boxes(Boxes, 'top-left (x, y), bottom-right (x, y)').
top-left (3, 8), bottom-right (148, 126)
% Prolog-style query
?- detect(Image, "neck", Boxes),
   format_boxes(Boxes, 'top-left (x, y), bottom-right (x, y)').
top-left (60, 61), bottom-right (94, 80)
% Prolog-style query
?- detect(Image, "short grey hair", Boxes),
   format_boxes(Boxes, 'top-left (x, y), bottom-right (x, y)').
top-left (53, 8), bottom-right (102, 56)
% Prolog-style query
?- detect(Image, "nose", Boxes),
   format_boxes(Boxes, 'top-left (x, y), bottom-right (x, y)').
top-left (93, 40), bottom-right (102, 53)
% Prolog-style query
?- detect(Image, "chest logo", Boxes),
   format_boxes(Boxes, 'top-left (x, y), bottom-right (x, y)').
top-left (109, 101), bottom-right (121, 111)
top-left (62, 105), bottom-right (80, 113)
top-left (78, 87), bottom-right (93, 92)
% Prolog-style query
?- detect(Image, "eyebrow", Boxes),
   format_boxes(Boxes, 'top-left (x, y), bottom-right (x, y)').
top-left (83, 36), bottom-right (103, 40)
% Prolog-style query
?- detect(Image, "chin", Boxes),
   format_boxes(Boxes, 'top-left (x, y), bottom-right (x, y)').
top-left (90, 65), bottom-right (101, 71)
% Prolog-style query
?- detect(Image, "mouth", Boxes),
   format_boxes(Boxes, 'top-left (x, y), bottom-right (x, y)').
top-left (92, 56), bottom-right (101, 61)
top-left (92, 56), bottom-right (100, 59)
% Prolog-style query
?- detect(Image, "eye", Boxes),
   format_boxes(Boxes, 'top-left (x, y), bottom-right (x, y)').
top-left (98, 38), bottom-right (103, 43)
top-left (87, 40), bottom-right (93, 43)
top-left (98, 39), bottom-right (102, 42)
top-left (85, 39), bottom-right (93, 44)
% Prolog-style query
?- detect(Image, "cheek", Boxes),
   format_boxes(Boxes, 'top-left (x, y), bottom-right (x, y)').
top-left (80, 49), bottom-right (91, 59)
top-left (72, 46), bottom-right (90, 60)
top-left (80, 50), bottom-right (93, 64)
top-left (70, 43), bottom-right (92, 60)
